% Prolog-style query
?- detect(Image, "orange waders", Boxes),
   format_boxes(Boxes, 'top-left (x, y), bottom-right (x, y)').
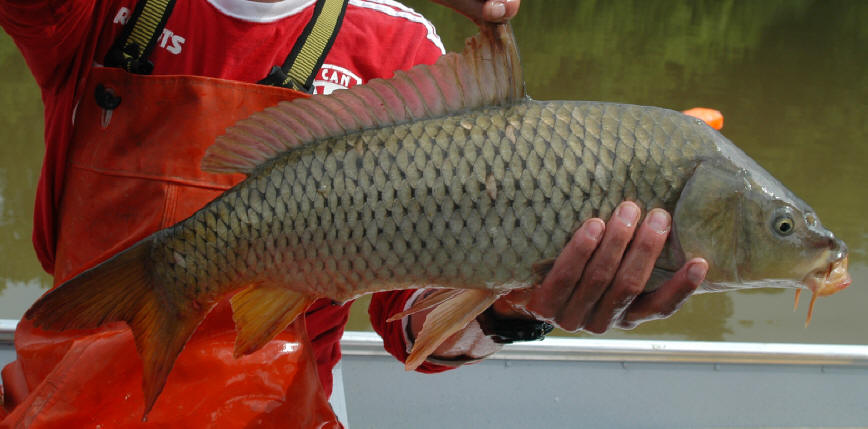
top-left (1, 67), bottom-right (341, 428)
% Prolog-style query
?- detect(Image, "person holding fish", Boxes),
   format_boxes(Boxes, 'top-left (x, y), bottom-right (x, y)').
top-left (0, 0), bottom-right (708, 426)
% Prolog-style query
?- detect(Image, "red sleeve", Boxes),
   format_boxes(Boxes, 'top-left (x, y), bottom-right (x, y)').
top-left (0, 0), bottom-right (108, 89)
top-left (408, 29), bottom-right (444, 67)
top-left (304, 298), bottom-right (352, 397)
top-left (368, 290), bottom-right (456, 374)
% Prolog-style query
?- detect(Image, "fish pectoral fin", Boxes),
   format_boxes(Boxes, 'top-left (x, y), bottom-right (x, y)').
top-left (387, 289), bottom-right (463, 322)
top-left (230, 283), bottom-right (314, 358)
top-left (405, 289), bottom-right (502, 371)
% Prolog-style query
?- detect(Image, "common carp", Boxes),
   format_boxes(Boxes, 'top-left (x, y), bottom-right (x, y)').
top-left (25, 24), bottom-right (850, 416)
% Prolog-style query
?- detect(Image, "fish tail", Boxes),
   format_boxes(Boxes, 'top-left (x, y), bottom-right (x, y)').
top-left (24, 238), bottom-right (208, 420)
top-left (405, 289), bottom-right (501, 371)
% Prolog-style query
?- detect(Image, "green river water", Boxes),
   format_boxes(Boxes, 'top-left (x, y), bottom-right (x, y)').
top-left (1, 0), bottom-right (866, 345)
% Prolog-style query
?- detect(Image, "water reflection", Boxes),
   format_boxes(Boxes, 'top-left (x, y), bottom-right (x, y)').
top-left (0, 1), bottom-right (865, 344)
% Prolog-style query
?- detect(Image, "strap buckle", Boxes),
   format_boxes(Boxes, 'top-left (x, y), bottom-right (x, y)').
top-left (258, 66), bottom-right (312, 94)
top-left (105, 43), bottom-right (155, 75)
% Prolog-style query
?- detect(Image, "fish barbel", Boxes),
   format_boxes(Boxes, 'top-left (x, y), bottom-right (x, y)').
top-left (25, 24), bottom-right (850, 416)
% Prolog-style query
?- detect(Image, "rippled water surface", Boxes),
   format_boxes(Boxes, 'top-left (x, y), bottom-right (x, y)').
top-left (2, 1), bottom-right (866, 344)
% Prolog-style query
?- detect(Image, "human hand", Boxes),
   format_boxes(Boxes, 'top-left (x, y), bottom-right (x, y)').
top-left (431, 0), bottom-right (520, 23)
top-left (492, 201), bottom-right (708, 333)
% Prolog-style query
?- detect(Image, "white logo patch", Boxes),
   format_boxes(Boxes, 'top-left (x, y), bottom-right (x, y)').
top-left (313, 64), bottom-right (363, 95)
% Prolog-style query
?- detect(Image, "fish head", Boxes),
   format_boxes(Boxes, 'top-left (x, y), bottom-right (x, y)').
top-left (737, 174), bottom-right (850, 296)
top-left (672, 159), bottom-right (850, 296)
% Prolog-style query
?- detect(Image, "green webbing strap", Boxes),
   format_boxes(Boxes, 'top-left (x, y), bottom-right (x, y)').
top-left (104, 0), bottom-right (176, 74)
top-left (259, 0), bottom-right (349, 92)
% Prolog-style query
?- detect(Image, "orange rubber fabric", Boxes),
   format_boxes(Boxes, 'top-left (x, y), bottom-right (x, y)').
top-left (2, 67), bottom-right (341, 428)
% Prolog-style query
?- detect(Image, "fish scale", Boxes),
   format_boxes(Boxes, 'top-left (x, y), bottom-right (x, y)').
top-left (151, 101), bottom-right (711, 304)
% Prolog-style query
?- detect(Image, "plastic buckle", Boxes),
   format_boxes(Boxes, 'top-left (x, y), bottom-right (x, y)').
top-left (104, 43), bottom-right (154, 75)
top-left (258, 66), bottom-right (312, 93)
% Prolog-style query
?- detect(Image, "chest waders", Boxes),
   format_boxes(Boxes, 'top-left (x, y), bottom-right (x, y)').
top-left (3, 0), bottom-right (350, 426)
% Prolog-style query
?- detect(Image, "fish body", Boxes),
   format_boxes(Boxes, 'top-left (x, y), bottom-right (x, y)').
top-left (160, 97), bottom-right (847, 302)
top-left (157, 101), bottom-right (711, 304)
top-left (25, 24), bottom-right (850, 417)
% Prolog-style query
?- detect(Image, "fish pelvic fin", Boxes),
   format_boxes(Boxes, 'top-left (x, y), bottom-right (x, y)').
top-left (405, 289), bottom-right (502, 371)
top-left (201, 23), bottom-right (525, 175)
top-left (386, 289), bottom-right (463, 323)
top-left (229, 284), bottom-right (314, 357)
top-left (23, 238), bottom-right (211, 420)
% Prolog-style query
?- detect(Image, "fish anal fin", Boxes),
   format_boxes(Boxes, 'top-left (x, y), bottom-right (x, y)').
top-left (405, 289), bottom-right (501, 371)
top-left (203, 23), bottom-right (525, 175)
top-left (230, 284), bottom-right (313, 358)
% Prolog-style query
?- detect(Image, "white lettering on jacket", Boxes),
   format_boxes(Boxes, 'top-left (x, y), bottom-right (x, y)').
top-left (113, 7), bottom-right (130, 24)
top-left (159, 28), bottom-right (186, 55)
top-left (112, 7), bottom-right (185, 56)
top-left (314, 65), bottom-right (363, 95)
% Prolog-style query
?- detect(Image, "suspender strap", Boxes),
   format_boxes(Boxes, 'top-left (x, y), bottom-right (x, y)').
top-left (259, 0), bottom-right (349, 92)
top-left (104, 0), bottom-right (177, 74)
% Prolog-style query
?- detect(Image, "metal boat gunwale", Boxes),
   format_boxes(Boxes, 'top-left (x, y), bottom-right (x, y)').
top-left (340, 331), bottom-right (868, 366)
top-left (4, 319), bottom-right (865, 366)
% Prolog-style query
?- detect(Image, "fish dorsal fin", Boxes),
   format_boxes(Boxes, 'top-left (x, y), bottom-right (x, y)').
top-left (202, 23), bottom-right (525, 174)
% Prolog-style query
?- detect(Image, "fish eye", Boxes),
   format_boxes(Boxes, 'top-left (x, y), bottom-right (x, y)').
top-left (773, 215), bottom-right (795, 236)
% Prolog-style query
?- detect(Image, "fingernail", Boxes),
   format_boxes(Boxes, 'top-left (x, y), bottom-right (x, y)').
top-left (647, 209), bottom-right (670, 234)
top-left (687, 261), bottom-right (708, 284)
top-left (616, 203), bottom-right (640, 227)
top-left (488, 1), bottom-right (506, 19)
top-left (585, 219), bottom-right (604, 240)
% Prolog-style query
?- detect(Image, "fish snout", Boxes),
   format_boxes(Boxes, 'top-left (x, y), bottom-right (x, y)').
top-left (813, 228), bottom-right (847, 262)
top-left (829, 237), bottom-right (848, 262)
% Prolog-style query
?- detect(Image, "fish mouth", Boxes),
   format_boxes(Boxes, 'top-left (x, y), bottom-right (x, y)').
top-left (803, 256), bottom-right (851, 297)
top-left (795, 256), bottom-right (851, 326)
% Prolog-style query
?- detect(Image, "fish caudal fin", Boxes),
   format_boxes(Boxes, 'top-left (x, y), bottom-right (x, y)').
top-left (230, 284), bottom-right (314, 357)
top-left (405, 289), bottom-right (501, 371)
top-left (24, 239), bottom-right (210, 419)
